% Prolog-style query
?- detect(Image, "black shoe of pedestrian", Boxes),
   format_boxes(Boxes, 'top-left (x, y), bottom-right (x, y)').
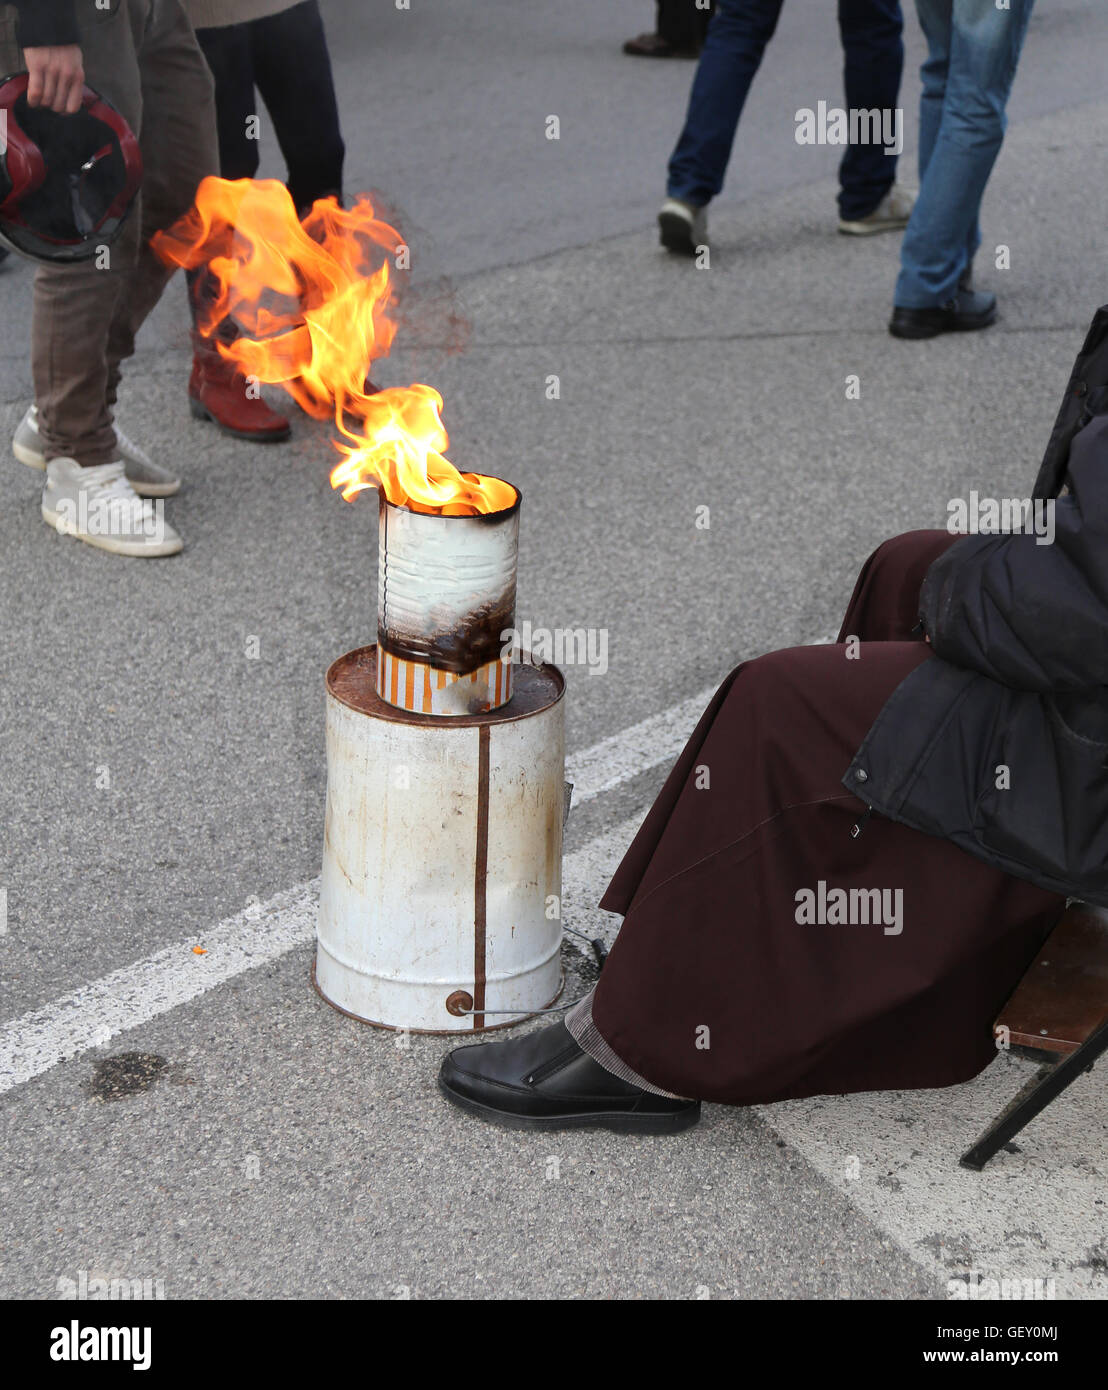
top-left (438, 1021), bottom-right (701, 1134)
top-left (889, 289), bottom-right (997, 340)
top-left (622, 32), bottom-right (700, 58)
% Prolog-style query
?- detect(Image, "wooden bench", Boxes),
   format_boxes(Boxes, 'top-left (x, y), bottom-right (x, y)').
top-left (960, 902), bottom-right (1108, 1169)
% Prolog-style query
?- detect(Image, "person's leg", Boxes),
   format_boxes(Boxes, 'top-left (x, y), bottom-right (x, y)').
top-left (563, 529), bottom-right (996, 1100)
top-left (180, 17), bottom-right (291, 441)
top-left (836, 0), bottom-right (905, 221)
top-left (915, 0), bottom-right (952, 187)
top-left (192, 21), bottom-right (260, 184)
top-left (944, 0), bottom-right (1035, 282)
top-left (836, 528), bottom-right (957, 641)
top-left (665, 0), bottom-right (785, 207)
top-left (249, 0), bottom-right (345, 216)
top-left (524, 530), bottom-right (957, 1100)
top-left (183, 25), bottom-right (255, 326)
top-left (894, 0), bottom-right (1034, 310)
top-left (657, 0), bottom-right (714, 52)
top-left (29, 1), bottom-right (148, 467)
top-left (103, 0), bottom-right (219, 411)
top-left (583, 640), bottom-right (1061, 1103)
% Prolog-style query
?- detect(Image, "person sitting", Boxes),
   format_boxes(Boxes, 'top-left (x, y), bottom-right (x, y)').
top-left (439, 309), bottom-right (1108, 1132)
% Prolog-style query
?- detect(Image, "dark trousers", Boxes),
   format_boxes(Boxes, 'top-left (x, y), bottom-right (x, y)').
top-left (657, 0), bottom-right (716, 50)
top-left (195, 0), bottom-right (344, 215)
top-left (588, 531), bottom-right (1063, 1105)
top-left (667, 0), bottom-right (904, 219)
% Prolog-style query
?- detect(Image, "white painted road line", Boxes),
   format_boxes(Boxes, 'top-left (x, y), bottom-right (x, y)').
top-left (0, 880), bottom-right (319, 1094)
top-left (0, 825), bottom-right (635, 1098)
top-left (568, 687), bottom-right (716, 807)
top-left (765, 1063), bottom-right (1107, 1299)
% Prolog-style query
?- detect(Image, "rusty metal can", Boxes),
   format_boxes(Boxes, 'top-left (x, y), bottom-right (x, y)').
top-left (376, 488), bottom-right (519, 716)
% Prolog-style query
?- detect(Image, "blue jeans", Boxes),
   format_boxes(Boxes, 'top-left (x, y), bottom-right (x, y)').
top-left (894, 0), bottom-right (1034, 308)
top-left (667, 0), bottom-right (905, 220)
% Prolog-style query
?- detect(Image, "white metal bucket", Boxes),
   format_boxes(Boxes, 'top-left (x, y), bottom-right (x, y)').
top-left (315, 647), bottom-right (565, 1032)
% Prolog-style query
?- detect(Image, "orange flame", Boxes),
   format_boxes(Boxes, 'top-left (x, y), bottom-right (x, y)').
top-left (152, 177), bottom-right (515, 516)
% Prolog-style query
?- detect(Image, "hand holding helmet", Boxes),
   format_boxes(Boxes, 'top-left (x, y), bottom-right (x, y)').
top-left (24, 44), bottom-right (85, 115)
top-left (0, 70), bottom-right (142, 262)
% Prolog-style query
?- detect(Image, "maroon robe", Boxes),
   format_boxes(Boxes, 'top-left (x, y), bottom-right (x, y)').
top-left (590, 531), bottom-right (1064, 1104)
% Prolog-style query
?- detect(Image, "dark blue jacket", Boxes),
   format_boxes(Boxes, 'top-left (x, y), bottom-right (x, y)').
top-left (845, 306), bottom-right (1108, 905)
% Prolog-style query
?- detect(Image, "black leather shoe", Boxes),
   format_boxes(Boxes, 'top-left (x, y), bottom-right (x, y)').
top-left (622, 32), bottom-right (700, 58)
top-left (889, 288), bottom-right (997, 339)
top-left (438, 1021), bottom-right (701, 1134)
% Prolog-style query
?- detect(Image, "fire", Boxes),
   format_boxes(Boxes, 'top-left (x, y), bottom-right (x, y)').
top-left (152, 177), bottom-right (515, 516)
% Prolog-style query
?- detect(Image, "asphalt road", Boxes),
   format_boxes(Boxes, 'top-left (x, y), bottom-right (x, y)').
top-left (1, 0), bottom-right (1106, 1301)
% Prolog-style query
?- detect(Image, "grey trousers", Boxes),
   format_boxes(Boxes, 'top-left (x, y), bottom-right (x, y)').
top-left (0, 0), bottom-right (218, 465)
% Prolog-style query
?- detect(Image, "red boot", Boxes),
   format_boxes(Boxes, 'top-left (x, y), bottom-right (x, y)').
top-left (188, 339), bottom-right (291, 442)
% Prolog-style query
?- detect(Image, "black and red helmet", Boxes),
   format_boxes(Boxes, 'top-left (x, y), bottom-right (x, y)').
top-left (0, 72), bottom-right (142, 263)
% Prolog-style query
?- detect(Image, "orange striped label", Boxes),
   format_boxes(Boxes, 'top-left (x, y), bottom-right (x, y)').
top-left (376, 649), bottom-right (513, 715)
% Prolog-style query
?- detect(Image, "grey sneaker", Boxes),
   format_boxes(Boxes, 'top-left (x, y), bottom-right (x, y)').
top-left (41, 458), bottom-right (183, 558)
top-left (838, 182), bottom-right (916, 236)
top-left (658, 197), bottom-right (708, 257)
top-left (14, 404), bottom-right (181, 497)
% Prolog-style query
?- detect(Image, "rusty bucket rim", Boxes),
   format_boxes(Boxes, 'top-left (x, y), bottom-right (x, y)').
top-left (326, 644), bottom-right (564, 728)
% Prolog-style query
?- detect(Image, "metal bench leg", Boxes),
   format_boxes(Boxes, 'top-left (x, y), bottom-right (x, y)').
top-left (959, 1018), bottom-right (1108, 1170)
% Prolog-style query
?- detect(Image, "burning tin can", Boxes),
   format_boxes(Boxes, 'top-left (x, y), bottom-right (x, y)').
top-left (376, 487), bottom-right (519, 716)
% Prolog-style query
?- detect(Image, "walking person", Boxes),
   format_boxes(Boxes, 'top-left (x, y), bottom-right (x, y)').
top-left (889, 0), bottom-right (1035, 339)
top-left (182, 0), bottom-right (347, 440)
top-left (4, 0), bottom-right (219, 557)
top-left (438, 309), bottom-right (1108, 1130)
top-left (659, 0), bottom-right (915, 255)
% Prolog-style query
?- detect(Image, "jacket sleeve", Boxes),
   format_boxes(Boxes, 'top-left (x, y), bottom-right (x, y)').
top-left (14, 0), bottom-right (80, 47)
top-left (919, 413), bottom-right (1108, 692)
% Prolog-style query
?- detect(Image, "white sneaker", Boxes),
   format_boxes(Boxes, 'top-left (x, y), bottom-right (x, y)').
top-left (658, 197), bottom-right (708, 257)
top-left (41, 459), bottom-right (183, 558)
top-left (14, 404), bottom-right (181, 497)
top-left (838, 182), bottom-right (917, 236)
